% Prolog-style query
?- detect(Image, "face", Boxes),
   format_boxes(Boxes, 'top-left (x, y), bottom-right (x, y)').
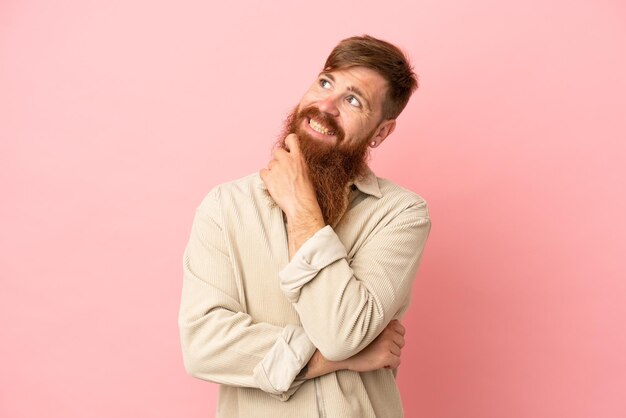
top-left (274, 66), bottom-right (396, 227)
top-left (295, 66), bottom-right (393, 150)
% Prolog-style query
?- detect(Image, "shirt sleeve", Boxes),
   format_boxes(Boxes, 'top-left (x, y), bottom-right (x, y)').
top-left (178, 189), bottom-right (316, 401)
top-left (278, 199), bottom-right (431, 362)
top-left (279, 225), bottom-right (346, 303)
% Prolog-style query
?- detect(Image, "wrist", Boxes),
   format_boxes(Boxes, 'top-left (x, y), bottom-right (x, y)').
top-left (285, 202), bottom-right (324, 227)
top-left (286, 205), bottom-right (325, 258)
top-left (340, 357), bottom-right (353, 372)
top-left (304, 350), bottom-right (347, 379)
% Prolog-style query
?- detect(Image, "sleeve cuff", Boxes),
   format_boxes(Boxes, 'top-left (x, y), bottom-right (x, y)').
top-left (279, 225), bottom-right (347, 303)
top-left (252, 325), bottom-right (316, 395)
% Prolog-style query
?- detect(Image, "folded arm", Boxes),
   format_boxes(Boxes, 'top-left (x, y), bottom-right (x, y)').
top-left (300, 319), bottom-right (406, 379)
top-left (178, 191), bottom-right (316, 401)
top-left (260, 134), bottom-right (431, 362)
top-left (280, 202), bottom-right (431, 361)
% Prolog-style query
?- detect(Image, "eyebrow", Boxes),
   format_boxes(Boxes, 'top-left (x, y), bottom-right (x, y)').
top-left (321, 72), bottom-right (371, 110)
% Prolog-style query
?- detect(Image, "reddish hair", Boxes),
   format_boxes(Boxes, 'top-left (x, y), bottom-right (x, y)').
top-left (323, 35), bottom-right (418, 120)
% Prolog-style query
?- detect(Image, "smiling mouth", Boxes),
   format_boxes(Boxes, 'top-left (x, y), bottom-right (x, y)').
top-left (308, 117), bottom-right (336, 136)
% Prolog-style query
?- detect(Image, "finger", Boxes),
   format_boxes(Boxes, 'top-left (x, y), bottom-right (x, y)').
top-left (272, 148), bottom-right (288, 160)
top-left (394, 321), bottom-right (405, 336)
top-left (394, 356), bottom-right (401, 369)
top-left (388, 319), bottom-right (403, 330)
top-left (389, 354), bottom-right (401, 369)
top-left (285, 133), bottom-right (299, 155)
top-left (389, 343), bottom-right (401, 356)
top-left (391, 333), bottom-right (405, 349)
top-left (385, 320), bottom-right (405, 338)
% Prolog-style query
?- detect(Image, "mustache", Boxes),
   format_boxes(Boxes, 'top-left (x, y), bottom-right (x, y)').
top-left (297, 105), bottom-right (345, 143)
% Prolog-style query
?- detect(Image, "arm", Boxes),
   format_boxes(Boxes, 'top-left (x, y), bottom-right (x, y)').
top-left (281, 205), bottom-right (430, 361)
top-left (300, 319), bottom-right (406, 379)
top-left (260, 134), bottom-right (430, 362)
top-left (178, 190), bottom-right (316, 401)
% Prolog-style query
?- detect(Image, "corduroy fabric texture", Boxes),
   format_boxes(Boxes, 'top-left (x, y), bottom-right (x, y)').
top-left (178, 169), bottom-right (430, 418)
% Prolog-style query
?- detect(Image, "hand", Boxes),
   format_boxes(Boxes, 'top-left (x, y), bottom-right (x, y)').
top-left (260, 134), bottom-right (325, 257)
top-left (259, 134), bottom-right (320, 220)
top-left (344, 320), bottom-right (406, 372)
top-left (299, 321), bottom-right (406, 380)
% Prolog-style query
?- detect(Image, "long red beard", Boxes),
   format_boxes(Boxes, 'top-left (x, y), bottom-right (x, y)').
top-left (274, 105), bottom-right (372, 227)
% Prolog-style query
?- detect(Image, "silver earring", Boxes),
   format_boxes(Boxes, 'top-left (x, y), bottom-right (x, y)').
top-left (370, 141), bottom-right (376, 147)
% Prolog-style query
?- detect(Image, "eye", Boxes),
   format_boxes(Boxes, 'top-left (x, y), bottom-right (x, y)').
top-left (347, 95), bottom-right (362, 108)
top-left (319, 78), bottom-right (332, 89)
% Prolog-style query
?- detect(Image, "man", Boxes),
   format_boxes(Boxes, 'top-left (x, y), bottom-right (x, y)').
top-left (178, 35), bottom-right (431, 418)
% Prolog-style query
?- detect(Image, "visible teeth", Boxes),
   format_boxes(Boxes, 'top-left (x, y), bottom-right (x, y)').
top-left (309, 118), bottom-right (334, 135)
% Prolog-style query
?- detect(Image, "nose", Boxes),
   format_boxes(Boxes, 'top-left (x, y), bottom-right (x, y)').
top-left (317, 94), bottom-right (340, 117)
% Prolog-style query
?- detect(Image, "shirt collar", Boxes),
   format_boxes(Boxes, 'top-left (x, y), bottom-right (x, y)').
top-left (352, 166), bottom-right (382, 199)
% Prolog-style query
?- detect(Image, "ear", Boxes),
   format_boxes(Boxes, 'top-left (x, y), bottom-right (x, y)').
top-left (370, 119), bottom-right (396, 148)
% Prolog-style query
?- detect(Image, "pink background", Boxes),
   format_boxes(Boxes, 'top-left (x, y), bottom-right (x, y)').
top-left (2, 0), bottom-right (625, 417)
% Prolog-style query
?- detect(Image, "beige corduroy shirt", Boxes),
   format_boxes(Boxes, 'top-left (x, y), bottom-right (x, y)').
top-left (178, 168), bottom-right (431, 418)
